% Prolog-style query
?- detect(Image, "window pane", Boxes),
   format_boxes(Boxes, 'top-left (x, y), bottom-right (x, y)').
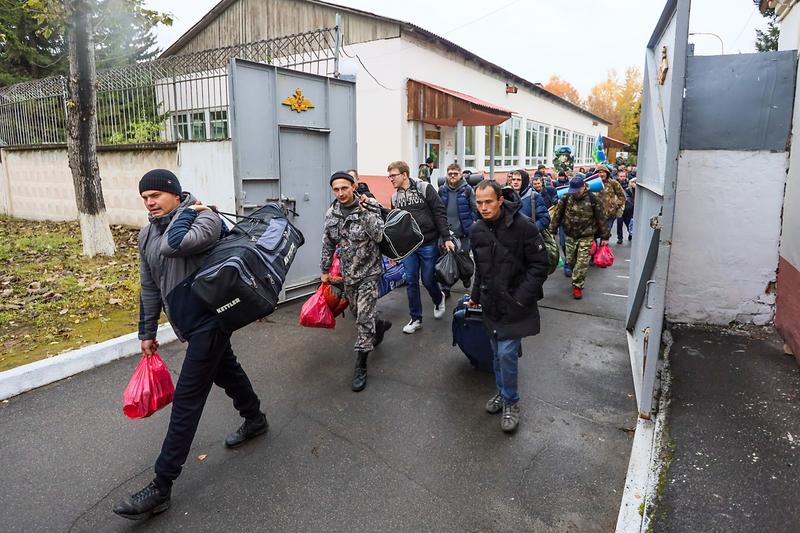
top-left (191, 112), bottom-right (206, 140)
top-left (465, 127), bottom-right (475, 156)
top-left (209, 110), bottom-right (228, 140)
top-left (171, 114), bottom-right (188, 141)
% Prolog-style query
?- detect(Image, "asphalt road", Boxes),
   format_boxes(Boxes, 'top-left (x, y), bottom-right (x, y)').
top-left (0, 241), bottom-right (636, 532)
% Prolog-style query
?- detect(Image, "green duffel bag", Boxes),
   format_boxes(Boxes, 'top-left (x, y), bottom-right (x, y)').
top-left (540, 228), bottom-right (560, 275)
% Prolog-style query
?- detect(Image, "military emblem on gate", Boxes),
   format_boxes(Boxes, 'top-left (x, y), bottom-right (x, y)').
top-left (282, 88), bottom-right (315, 112)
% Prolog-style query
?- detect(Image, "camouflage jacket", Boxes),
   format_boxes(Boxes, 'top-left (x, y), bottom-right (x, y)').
top-left (596, 178), bottom-right (627, 218)
top-left (321, 199), bottom-right (384, 283)
top-left (549, 192), bottom-right (610, 240)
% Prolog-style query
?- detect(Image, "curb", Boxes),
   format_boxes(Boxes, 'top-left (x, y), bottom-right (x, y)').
top-left (0, 324), bottom-right (177, 401)
top-left (615, 332), bottom-right (673, 532)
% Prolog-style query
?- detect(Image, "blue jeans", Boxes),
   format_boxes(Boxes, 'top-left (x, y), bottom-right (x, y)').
top-left (558, 226), bottom-right (566, 256)
top-left (490, 337), bottom-right (522, 404)
top-left (401, 241), bottom-right (442, 321)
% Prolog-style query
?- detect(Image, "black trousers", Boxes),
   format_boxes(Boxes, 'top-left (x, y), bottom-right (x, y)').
top-left (616, 214), bottom-right (633, 240)
top-left (154, 326), bottom-right (261, 488)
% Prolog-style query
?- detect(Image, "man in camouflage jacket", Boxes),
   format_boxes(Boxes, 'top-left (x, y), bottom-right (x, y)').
top-left (594, 164), bottom-right (627, 227)
top-left (550, 176), bottom-right (610, 299)
top-left (321, 171), bottom-right (392, 392)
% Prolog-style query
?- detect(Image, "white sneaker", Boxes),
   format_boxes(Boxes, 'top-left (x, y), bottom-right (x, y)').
top-left (433, 293), bottom-right (446, 319)
top-left (402, 319), bottom-right (422, 334)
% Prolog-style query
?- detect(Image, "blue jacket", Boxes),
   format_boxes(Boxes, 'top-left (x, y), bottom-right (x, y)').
top-left (438, 181), bottom-right (477, 235)
top-left (519, 186), bottom-right (551, 233)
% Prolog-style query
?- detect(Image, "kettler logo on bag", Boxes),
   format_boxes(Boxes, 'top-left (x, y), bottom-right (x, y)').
top-left (284, 242), bottom-right (297, 265)
top-left (216, 298), bottom-right (241, 314)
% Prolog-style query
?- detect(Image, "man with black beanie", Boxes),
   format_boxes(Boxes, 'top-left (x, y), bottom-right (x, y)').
top-left (321, 171), bottom-right (391, 391)
top-left (112, 169), bottom-right (266, 521)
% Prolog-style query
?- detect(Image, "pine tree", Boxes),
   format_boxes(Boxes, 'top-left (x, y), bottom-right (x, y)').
top-left (754, 0), bottom-right (779, 52)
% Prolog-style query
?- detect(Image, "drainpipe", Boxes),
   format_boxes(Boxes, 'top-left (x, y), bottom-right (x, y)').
top-left (489, 124), bottom-right (496, 180)
top-left (456, 119), bottom-right (465, 170)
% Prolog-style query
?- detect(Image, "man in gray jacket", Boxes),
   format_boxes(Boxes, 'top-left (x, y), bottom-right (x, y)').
top-left (113, 169), bottom-right (265, 521)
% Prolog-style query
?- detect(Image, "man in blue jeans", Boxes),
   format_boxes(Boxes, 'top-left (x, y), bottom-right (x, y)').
top-left (388, 160), bottom-right (455, 333)
top-left (468, 181), bottom-right (549, 433)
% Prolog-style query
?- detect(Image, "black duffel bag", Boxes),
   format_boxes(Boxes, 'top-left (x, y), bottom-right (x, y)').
top-left (360, 198), bottom-right (424, 261)
top-left (192, 203), bottom-right (304, 331)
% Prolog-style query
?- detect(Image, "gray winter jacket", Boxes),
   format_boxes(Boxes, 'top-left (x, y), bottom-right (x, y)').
top-left (138, 192), bottom-right (224, 341)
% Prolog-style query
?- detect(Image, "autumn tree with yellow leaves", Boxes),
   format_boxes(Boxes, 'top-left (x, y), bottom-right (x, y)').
top-left (585, 67), bottom-right (643, 152)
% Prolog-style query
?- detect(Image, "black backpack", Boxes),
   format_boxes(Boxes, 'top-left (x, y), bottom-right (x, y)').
top-left (192, 204), bottom-right (304, 331)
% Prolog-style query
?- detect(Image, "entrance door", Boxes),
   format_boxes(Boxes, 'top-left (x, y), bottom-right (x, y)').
top-left (279, 128), bottom-right (328, 296)
top-left (424, 129), bottom-right (441, 179)
top-left (626, 0), bottom-right (690, 418)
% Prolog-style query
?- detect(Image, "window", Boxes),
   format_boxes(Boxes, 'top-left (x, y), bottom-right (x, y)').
top-left (170, 109), bottom-right (230, 141)
top-left (484, 117), bottom-right (521, 168)
top-left (172, 114), bottom-right (188, 141)
top-left (573, 133), bottom-right (586, 165)
top-left (455, 126), bottom-right (477, 169)
top-left (190, 112), bottom-right (206, 140)
top-left (552, 127), bottom-right (570, 150)
top-left (525, 121), bottom-right (550, 167)
top-left (585, 134), bottom-right (595, 164)
top-left (209, 110), bottom-right (228, 140)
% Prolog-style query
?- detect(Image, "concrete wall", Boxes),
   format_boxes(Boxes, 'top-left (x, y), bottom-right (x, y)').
top-left (0, 141), bottom-right (236, 227)
top-left (777, 4), bottom-right (800, 358)
top-left (666, 150), bottom-right (788, 326)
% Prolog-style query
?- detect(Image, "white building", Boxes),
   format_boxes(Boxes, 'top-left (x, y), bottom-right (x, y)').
top-left (160, 0), bottom-right (610, 200)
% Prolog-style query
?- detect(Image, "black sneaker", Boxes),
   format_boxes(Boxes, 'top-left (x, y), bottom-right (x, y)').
top-left (112, 482), bottom-right (170, 520)
top-left (373, 319), bottom-right (392, 349)
top-left (617, 238), bottom-right (623, 245)
top-left (225, 412), bottom-right (268, 448)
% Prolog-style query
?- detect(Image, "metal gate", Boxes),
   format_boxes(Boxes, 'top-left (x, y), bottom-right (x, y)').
top-left (228, 58), bottom-right (357, 299)
top-left (625, 0), bottom-right (690, 418)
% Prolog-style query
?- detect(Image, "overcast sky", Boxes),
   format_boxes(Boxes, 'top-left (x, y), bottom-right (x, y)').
top-left (145, 0), bottom-right (770, 97)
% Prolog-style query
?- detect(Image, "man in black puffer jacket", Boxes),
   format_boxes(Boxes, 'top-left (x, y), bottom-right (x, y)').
top-left (468, 180), bottom-right (549, 433)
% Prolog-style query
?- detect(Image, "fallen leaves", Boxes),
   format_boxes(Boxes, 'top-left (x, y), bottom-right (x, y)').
top-left (0, 217), bottom-right (141, 370)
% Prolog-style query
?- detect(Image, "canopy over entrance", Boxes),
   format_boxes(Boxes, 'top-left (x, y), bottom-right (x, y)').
top-left (406, 79), bottom-right (513, 127)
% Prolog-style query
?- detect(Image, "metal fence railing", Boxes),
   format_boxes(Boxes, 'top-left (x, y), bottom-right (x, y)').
top-left (0, 27), bottom-right (340, 147)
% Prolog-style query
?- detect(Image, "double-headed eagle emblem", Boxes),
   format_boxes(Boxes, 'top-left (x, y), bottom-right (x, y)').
top-left (282, 88), bottom-right (315, 113)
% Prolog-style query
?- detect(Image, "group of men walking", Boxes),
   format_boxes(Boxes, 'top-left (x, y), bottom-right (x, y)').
top-left (114, 160), bottom-right (634, 521)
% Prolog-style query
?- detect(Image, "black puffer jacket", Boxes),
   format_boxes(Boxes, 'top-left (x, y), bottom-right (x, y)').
top-left (470, 190), bottom-right (550, 340)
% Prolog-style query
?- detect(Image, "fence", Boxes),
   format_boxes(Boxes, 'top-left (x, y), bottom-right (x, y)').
top-left (0, 27), bottom-right (340, 147)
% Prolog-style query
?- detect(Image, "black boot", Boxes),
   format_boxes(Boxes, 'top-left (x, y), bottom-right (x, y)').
top-left (352, 351), bottom-right (369, 392)
top-left (373, 319), bottom-right (392, 349)
top-left (225, 412), bottom-right (268, 448)
top-left (112, 481), bottom-right (171, 520)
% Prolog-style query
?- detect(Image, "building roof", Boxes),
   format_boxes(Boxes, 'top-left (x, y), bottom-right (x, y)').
top-left (603, 135), bottom-right (630, 148)
top-left (161, 0), bottom-right (612, 125)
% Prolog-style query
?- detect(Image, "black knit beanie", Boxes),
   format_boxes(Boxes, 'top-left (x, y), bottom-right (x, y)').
top-left (139, 169), bottom-right (182, 195)
top-left (329, 171), bottom-right (355, 186)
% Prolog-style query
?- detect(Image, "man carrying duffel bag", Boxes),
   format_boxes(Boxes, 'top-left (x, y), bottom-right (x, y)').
top-left (388, 160), bottom-right (455, 334)
top-left (113, 169), bottom-right (266, 521)
top-left (468, 180), bottom-right (549, 433)
top-left (321, 171), bottom-right (392, 392)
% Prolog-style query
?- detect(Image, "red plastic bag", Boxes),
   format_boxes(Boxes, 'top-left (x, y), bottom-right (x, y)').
top-left (322, 281), bottom-right (349, 317)
top-left (299, 286), bottom-right (336, 329)
top-left (330, 253), bottom-right (343, 278)
top-left (123, 353), bottom-right (175, 419)
top-left (590, 241), bottom-right (598, 256)
top-left (594, 244), bottom-right (615, 268)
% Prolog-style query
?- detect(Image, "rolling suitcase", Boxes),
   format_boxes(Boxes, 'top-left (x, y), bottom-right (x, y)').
top-left (451, 296), bottom-right (494, 373)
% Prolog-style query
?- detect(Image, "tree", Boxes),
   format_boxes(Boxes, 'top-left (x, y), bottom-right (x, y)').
top-left (543, 75), bottom-right (582, 106)
top-left (585, 67), bottom-right (643, 153)
top-left (2, 0), bottom-right (165, 85)
top-left (0, 2), bottom-right (66, 85)
top-left (23, 0), bottom-right (171, 257)
top-left (586, 70), bottom-right (621, 138)
top-left (754, 1), bottom-right (779, 52)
